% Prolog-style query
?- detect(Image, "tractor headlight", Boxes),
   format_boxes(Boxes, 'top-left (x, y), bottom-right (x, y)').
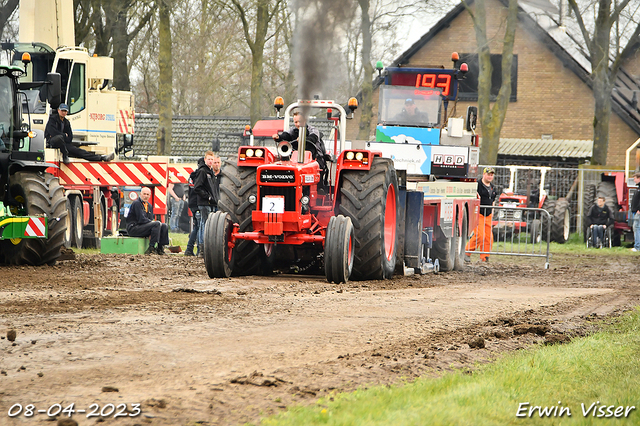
top-left (246, 148), bottom-right (255, 157)
top-left (255, 149), bottom-right (264, 158)
top-left (498, 210), bottom-right (505, 219)
top-left (355, 152), bottom-right (364, 161)
top-left (513, 210), bottom-right (522, 220)
top-left (300, 195), bottom-right (310, 205)
top-left (346, 151), bottom-right (355, 160)
top-left (248, 195), bottom-right (257, 204)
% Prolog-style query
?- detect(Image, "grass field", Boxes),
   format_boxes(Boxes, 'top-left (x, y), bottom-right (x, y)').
top-left (260, 309), bottom-right (640, 426)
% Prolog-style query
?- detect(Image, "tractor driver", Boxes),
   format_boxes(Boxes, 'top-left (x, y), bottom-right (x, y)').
top-left (272, 111), bottom-right (330, 186)
top-left (393, 98), bottom-right (428, 125)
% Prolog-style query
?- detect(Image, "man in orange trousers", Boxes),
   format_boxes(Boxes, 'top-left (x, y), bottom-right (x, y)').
top-left (466, 167), bottom-right (497, 262)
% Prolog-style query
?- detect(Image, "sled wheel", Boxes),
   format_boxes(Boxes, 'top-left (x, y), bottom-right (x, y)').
top-left (325, 215), bottom-right (355, 284)
top-left (453, 208), bottom-right (468, 271)
top-left (339, 157), bottom-right (399, 280)
top-left (64, 197), bottom-right (73, 248)
top-left (204, 211), bottom-right (234, 278)
top-left (0, 172), bottom-right (67, 265)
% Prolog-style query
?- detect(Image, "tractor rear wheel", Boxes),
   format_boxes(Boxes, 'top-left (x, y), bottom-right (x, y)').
top-left (338, 157), bottom-right (398, 280)
top-left (217, 159), bottom-right (272, 276)
top-left (204, 211), bottom-right (234, 278)
top-left (324, 215), bottom-right (354, 284)
top-left (551, 198), bottom-right (571, 243)
top-left (0, 172), bottom-right (67, 265)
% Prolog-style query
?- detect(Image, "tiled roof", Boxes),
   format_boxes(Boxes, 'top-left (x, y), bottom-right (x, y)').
top-left (134, 115), bottom-right (338, 161)
top-left (497, 138), bottom-right (593, 158)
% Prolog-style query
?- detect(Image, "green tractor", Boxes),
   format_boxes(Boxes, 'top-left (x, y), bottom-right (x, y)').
top-left (0, 60), bottom-right (67, 265)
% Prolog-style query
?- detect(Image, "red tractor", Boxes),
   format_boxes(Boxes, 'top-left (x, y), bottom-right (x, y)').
top-left (204, 99), bottom-right (399, 283)
top-left (493, 166), bottom-right (571, 243)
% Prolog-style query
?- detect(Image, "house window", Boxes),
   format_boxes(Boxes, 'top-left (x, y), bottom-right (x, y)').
top-left (458, 53), bottom-right (518, 102)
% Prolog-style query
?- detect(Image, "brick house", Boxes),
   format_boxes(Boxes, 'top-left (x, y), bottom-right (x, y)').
top-left (346, 0), bottom-right (640, 168)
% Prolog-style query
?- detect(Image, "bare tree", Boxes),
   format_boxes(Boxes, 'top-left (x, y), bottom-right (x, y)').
top-left (567, 0), bottom-right (640, 165)
top-left (157, 0), bottom-right (173, 155)
top-left (217, 0), bottom-right (284, 125)
top-left (463, 0), bottom-right (518, 165)
top-left (0, 0), bottom-right (19, 40)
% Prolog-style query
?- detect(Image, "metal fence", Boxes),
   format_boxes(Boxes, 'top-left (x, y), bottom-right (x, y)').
top-left (479, 165), bottom-right (627, 236)
top-left (467, 205), bottom-right (551, 268)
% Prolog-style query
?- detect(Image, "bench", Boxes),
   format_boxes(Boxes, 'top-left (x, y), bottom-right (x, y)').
top-left (100, 236), bottom-right (150, 255)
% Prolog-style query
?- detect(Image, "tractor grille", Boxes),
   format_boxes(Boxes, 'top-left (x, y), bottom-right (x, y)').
top-left (259, 186), bottom-right (297, 211)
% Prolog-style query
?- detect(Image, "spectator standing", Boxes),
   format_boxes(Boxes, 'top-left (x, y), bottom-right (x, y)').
top-left (465, 167), bottom-right (497, 262)
top-left (126, 186), bottom-right (170, 255)
top-left (184, 157), bottom-right (204, 256)
top-left (194, 152), bottom-right (221, 257)
top-left (168, 182), bottom-right (186, 232)
top-left (586, 196), bottom-right (613, 248)
top-left (631, 172), bottom-right (640, 252)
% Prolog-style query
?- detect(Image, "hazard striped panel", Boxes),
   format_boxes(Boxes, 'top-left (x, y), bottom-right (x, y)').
top-left (25, 218), bottom-right (47, 237)
top-left (118, 109), bottom-right (135, 134)
top-left (56, 162), bottom-right (168, 187)
top-left (169, 164), bottom-right (197, 184)
top-left (154, 186), bottom-right (167, 215)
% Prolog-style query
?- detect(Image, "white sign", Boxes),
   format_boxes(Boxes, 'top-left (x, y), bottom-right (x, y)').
top-left (262, 196), bottom-right (285, 214)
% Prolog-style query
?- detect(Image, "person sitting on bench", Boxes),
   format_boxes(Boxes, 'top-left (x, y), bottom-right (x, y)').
top-left (126, 186), bottom-right (169, 255)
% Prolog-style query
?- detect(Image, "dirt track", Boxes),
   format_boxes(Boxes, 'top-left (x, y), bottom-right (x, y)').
top-left (1, 252), bottom-right (639, 425)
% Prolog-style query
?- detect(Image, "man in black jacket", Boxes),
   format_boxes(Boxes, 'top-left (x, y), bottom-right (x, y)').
top-left (44, 103), bottom-right (115, 165)
top-left (126, 186), bottom-right (169, 255)
top-left (184, 157), bottom-right (204, 256)
top-left (631, 172), bottom-right (640, 252)
top-left (586, 196), bottom-right (613, 248)
top-left (194, 151), bottom-right (221, 257)
top-left (272, 111), bottom-right (330, 186)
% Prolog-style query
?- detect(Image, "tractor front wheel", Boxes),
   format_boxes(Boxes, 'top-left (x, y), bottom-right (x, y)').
top-left (204, 211), bottom-right (234, 278)
top-left (324, 215), bottom-right (355, 284)
top-left (0, 172), bottom-right (67, 265)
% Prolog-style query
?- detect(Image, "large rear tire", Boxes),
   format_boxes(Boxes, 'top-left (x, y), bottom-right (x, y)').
top-left (217, 159), bottom-right (271, 276)
top-left (0, 172), bottom-right (67, 265)
top-left (325, 215), bottom-right (354, 284)
top-left (204, 211), bottom-right (234, 278)
top-left (338, 157), bottom-right (398, 280)
top-left (551, 198), bottom-right (570, 243)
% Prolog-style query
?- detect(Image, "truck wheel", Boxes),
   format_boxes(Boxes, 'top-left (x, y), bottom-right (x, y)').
top-left (217, 159), bottom-right (271, 275)
top-left (72, 197), bottom-right (84, 249)
top-left (433, 215), bottom-right (458, 272)
top-left (64, 197), bottom-right (73, 248)
top-left (204, 211), bottom-right (234, 278)
top-left (551, 198), bottom-right (571, 243)
top-left (0, 172), bottom-right (67, 266)
top-left (325, 215), bottom-right (354, 284)
top-left (453, 208), bottom-right (468, 271)
top-left (338, 157), bottom-right (398, 280)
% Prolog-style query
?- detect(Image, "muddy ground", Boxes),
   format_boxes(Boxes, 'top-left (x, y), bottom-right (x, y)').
top-left (1, 251), bottom-right (639, 426)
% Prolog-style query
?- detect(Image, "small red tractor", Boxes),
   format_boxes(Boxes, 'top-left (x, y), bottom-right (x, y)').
top-left (493, 166), bottom-right (571, 243)
top-left (205, 99), bottom-right (399, 283)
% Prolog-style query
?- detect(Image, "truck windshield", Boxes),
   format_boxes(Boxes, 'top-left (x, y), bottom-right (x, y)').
top-left (378, 85), bottom-right (442, 128)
